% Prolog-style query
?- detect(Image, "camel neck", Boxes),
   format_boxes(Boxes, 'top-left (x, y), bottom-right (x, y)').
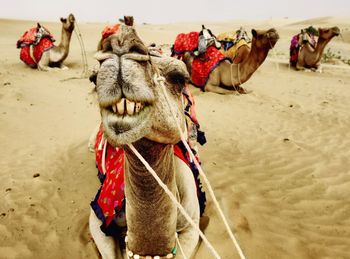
top-left (312, 37), bottom-right (331, 63)
top-left (239, 42), bottom-right (270, 83)
top-left (124, 140), bottom-right (177, 255)
top-left (57, 28), bottom-right (72, 56)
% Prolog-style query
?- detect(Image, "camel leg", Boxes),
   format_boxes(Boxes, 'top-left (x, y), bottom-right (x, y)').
top-left (175, 158), bottom-right (200, 258)
top-left (37, 51), bottom-right (51, 71)
top-left (204, 83), bottom-right (235, 95)
top-left (89, 208), bottom-right (123, 259)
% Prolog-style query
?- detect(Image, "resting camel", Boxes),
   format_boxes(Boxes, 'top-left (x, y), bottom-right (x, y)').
top-left (294, 26), bottom-right (340, 71)
top-left (183, 28), bottom-right (279, 94)
top-left (17, 14), bottom-right (75, 70)
top-left (38, 14), bottom-right (76, 70)
top-left (89, 22), bottom-right (200, 258)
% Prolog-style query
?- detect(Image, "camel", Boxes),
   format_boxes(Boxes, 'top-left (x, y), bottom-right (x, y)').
top-left (38, 14), bottom-right (75, 70)
top-left (294, 26), bottom-right (340, 71)
top-left (89, 22), bottom-right (200, 258)
top-left (182, 28), bottom-right (279, 94)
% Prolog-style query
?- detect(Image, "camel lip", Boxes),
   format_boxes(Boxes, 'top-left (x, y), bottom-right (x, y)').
top-left (100, 97), bottom-right (151, 117)
top-left (103, 105), bottom-right (152, 132)
top-left (102, 106), bottom-right (152, 145)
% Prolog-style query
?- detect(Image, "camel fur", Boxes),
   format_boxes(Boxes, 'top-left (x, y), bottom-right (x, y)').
top-left (89, 22), bottom-right (200, 258)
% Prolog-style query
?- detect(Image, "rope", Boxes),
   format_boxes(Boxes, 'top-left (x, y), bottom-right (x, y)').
top-left (73, 21), bottom-right (89, 77)
top-left (175, 233), bottom-right (188, 259)
top-left (128, 144), bottom-right (221, 259)
top-left (267, 36), bottom-right (279, 71)
top-left (154, 74), bottom-right (247, 259)
top-left (230, 63), bottom-right (242, 93)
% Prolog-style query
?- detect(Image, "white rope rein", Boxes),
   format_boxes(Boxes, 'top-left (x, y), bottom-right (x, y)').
top-left (128, 144), bottom-right (221, 259)
top-left (230, 62), bottom-right (242, 92)
top-left (73, 21), bottom-right (89, 77)
top-left (175, 233), bottom-right (188, 259)
top-left (267, 36), bottom-right (279, 71)
top-left (154, 74), bottom-right (247, 259)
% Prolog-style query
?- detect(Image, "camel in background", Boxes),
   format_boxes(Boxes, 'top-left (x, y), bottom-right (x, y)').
top-left (290, 26), bottom-right (340, 71)
top-left (89, 22), bottom-right (200, 258)
top-left (181, 28), bottom-right (279, 94)
top-left (17, 14), bottom-right (75, 70)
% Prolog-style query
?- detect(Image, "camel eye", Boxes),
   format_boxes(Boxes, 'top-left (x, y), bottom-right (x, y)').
top-left (325, 29), bottom-right (329, 33)
top-left (166, 71), bottom-right (187, 90)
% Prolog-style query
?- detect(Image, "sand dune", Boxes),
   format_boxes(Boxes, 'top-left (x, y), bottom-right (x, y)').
top-left (0, 17), bottom-right (350, 259)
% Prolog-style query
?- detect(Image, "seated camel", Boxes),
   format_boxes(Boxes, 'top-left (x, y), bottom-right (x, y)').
top-left (289, 26), bottom-right (340, 71)
top-left (89, 21), bottom-right (203, 258)
top-left (173, 28), bottom-right (279, 94)
top-left (17, 14), bottom-right (75, 70)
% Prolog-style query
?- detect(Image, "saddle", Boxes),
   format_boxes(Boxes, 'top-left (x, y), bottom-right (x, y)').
top-left (17, 24), bottom-right (55, 68)
top-left (217, 28), bottom-right (251, 61)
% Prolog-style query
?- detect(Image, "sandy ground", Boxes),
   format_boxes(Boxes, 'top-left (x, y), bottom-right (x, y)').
top-left (0, 16), bottom-right (350, 259)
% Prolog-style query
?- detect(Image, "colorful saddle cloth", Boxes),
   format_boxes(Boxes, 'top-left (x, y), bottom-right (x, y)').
top-left (217, 29), bottom-right (251, 62)
top-left (17, 26), bottom-right (55, 68)
top-left (172, 31), bottom-right (200, 55)
top-left (191, 46), bottom-right (229, 89)
top-left (91, 86), bottom-right (207, 236)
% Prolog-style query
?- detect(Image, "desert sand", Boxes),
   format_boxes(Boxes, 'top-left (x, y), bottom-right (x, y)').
top-left (0, 16), bottom-right (350, 259)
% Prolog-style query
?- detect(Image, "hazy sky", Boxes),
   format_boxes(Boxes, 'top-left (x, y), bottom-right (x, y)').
top-left (0, 0), bottom-right (349, 24)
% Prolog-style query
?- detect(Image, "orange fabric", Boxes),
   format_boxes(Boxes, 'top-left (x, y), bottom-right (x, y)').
top-left (102, 24), bottom-right (121, 39)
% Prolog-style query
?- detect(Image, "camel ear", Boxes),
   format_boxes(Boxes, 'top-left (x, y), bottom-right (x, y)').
top-left (37, 23), bottom-right (41, 28)
top-left (69, 14), bottom-right (75, 23)
top-left (251, 29), bottom-right (257, 38)
top-left (124, 16), bottom-right (134, 26)
top-left (202, 25), bottom-right (205, 29)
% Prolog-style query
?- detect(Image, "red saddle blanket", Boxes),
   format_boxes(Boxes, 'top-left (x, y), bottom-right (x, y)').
top-left (191, 46), bottom-right (228, 89)
top-left (173, 31), bottom-right (228, 90)
top-left (17, 27), bottom-right (54, 68)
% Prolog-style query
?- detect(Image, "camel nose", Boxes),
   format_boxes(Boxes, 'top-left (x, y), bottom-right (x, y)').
top-left (110, 26), bottom-right (148, 57)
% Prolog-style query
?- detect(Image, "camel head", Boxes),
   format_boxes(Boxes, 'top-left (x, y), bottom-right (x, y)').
top-left (60, 13), bottom-right (75, 33)
top-left (119, 16), bottom-right (134, 26)
top-left (251, 28), bottom-right (279, 49)
top-left (93, 24), bottom-right (189, 147)
top-left (318, 27), bottom-right (340, 41)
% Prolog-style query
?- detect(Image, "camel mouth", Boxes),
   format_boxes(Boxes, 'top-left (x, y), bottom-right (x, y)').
top-left (101, 97), bottom-right (153, 145)
top-left (105, 98), bottom-right (148, 117)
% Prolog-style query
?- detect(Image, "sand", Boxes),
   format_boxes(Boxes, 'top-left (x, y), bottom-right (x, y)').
top-left (0, 17), bottom-right (349, 259)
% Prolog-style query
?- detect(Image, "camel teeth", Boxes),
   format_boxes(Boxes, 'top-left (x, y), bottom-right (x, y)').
top-left (112, 105), bottom-right (117, 113)
top-left (117, 98), bottom-right (125, 115)
top-left (126, 99), bottom-right (135, 115)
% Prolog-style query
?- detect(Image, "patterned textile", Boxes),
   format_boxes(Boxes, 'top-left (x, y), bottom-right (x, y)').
top-left (17, 26), bottom-right (55, 67)
top-left (289, 34), bottom-right (300, 66)
top-left (172, 32), bottom-right (200, 55)
top-left (191, 46), bottom-right (229, 89)
top-left (217, 29), bottom-right (251, 62)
